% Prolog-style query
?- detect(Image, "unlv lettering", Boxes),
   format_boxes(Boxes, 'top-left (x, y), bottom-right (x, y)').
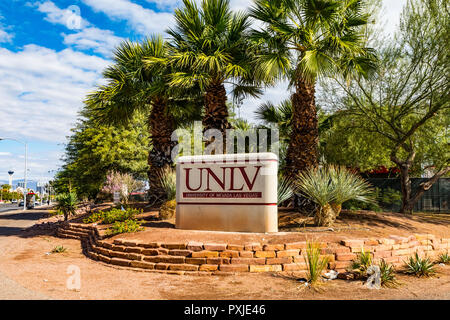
top-left (184, 166), bottom-right (262, 191)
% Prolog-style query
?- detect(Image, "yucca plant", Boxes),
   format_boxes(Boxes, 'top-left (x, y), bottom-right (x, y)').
top-left (157, 168), bottom-right (177, 220)
top-left (295, 166), bottom-right (375, 226)
top-left (379, 259), bottom-right (399, 288)
top-left (405, 252), bottom-right (436, 277)
top-left (329, 166), bottom-right (375, 216)
top-left (54, 192), bottom-right (78, 221)
top-left (304, 241), bottom-right (329, 285)
top-left (158, 167), bottom-right (176, 201)
top-left (437, 252), bottom-right (450, 264)
top-left (351, 248), bottom-right (373, 277)
top-left (277, 174), bottom-right (294, 206)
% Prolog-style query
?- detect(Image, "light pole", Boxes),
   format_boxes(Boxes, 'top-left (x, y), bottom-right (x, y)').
top-left (0, 138), bottom-right (28, 211)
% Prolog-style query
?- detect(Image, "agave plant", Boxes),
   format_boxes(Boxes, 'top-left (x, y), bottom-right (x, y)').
top-left (405, 252), bottom-right (436, 277)
top-left (295, 166), bottom-right (375, 226)
top-left (351, 248), bottom-right (373, 276)
top-left (379, 259), bottom-right (399, 288)
top-left (54, 192), bottom-right (78, 221)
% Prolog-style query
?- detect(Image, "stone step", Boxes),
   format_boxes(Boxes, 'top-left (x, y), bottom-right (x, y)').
top-left (58, 229), bottom-right (89, 239)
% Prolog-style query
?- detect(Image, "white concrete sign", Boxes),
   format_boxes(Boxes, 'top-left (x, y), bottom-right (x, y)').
top-left (176, 153), bottom-right (278, 233)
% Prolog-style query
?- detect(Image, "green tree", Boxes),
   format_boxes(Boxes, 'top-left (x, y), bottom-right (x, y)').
top-left (319, 0), bottom-right (449, 213)
top-left (54, 112), bottom-right (149, 200)
top-left (165, 0), bottom-right (263, 138)
top-left (250, 0), bottom-right (376, 173)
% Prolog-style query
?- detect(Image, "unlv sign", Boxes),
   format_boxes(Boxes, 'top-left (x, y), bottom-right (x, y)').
top-left (176, 153), bottom-right (278, 233)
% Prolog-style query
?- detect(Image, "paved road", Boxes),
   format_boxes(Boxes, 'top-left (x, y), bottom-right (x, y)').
top-left (0, 204), bottom-right (19, 213)
top-left (0, 206), bottom-right (50, 299)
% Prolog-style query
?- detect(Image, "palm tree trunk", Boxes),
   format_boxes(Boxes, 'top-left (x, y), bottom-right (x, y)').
top-left (147, 97), bottom-right (174, 203)
top-left (286, 78), bottom-right (319, 173)
top-left (203, 82), bottom-right (230, 152)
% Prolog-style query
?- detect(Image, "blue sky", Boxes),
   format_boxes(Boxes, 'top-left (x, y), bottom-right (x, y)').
top-left (0, 0), bottom-right (406, 183)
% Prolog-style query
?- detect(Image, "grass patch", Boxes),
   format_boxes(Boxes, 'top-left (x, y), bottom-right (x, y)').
top-left (437, 252), bottom-right (450, 264)
top-left (51, 245), bottom-right (67, 253)
top-left (304, 241), bottom-right (329, 285)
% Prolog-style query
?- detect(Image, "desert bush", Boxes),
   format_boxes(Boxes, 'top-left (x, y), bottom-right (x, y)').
top-left (304, 241), bottom-right (329, 285)
top-left (404, 252), bottom-right (436, 277)
top-left (160, 199), bottom-right (176, 220)
top-left (106, 219), bottom-right (144, 235)
top-left (295, 166), bottom-right (375, 226)
top-left (101, 171), bottom-right (144, 204)
top-left (379, 259), bottom-right (399, 288)
top-left (437, 252), bottom-right (450, 264)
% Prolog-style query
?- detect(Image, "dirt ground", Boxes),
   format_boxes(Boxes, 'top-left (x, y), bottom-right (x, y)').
top-left (95, 208), bottom-right (450, 245)
top-left (0, 208), bottom-right (449, 300)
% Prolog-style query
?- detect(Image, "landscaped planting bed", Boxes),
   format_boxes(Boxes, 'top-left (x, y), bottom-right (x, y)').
top-left (57, 219), bottom-right (450, 276)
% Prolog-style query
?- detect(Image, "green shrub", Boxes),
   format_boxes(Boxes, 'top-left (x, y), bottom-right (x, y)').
top-left (159, 199), bottom-right (176, 220)
top-left (102, 208), bottom-right (141, 224)
top-left (51, 245), bottom-right (67, 253)
top-left (83, 207), bottom-right (142, 224)
top-left (343, 187), bottom-right (401, 212)
top-left (405, 252), bottom-right (436, 277)
top-left (379, 259), bottom-right (399, 288)
top-left (351, 248), bottom-right (373, 276)
top-left (437, 252), bottom-right (450, 264)
top-left (83, 211), bottom-right (106, 223)
top-left (106, 219), bottom-right (144, 235)
top-left (304, 241), bottom-right (329, 285)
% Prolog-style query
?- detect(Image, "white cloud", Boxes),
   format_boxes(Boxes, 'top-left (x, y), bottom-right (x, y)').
top-left (0, 28), bottom-right (14, 43)
top-left (34, 1), bottom-right (89, 30)
top-left (0, 45), bottom-right (110, 145)
top-left (0, 149), bottom-right (62, 181)
top-left (81, 0), bottom-right (174, 35)
top-left (34, 1), bottom-right (124, 57)
top-left (0, 152), bottom-right (12, 156)
top-left (63, 27), bottom-right (124, 56)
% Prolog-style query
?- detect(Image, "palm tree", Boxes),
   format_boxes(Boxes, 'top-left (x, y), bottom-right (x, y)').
top-left (164, 0), bottom-right (263, 140)
top-left (87, 36), bottom-right (201, 201)
top-left (250, 0), bottom-right (376, 173)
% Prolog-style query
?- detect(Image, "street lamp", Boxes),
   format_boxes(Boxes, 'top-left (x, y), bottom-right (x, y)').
top-left (0, 138), bottom-right (28, 211)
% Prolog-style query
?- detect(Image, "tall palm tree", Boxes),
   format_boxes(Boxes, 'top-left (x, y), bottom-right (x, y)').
top-left (87, 35), bottom-right (201, 201)
top-left (164, 0), bottom-right (263, 140)
top-left (250, 0), bottom-right (376, 173)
